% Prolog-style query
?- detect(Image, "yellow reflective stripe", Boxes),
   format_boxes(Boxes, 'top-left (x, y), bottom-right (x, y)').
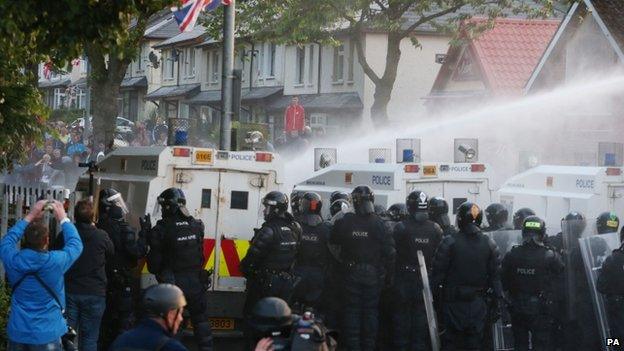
top-left (204, 246), bottom-right (216, 271)
top-left (234, 239), bottom-right (250, 261)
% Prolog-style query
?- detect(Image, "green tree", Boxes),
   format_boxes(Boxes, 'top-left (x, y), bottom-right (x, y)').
top-left (206, 0), bottom-right (556, 124)
top-left (0, 1), bottom-right (172, 169)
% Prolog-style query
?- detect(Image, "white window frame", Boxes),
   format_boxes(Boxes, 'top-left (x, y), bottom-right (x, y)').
top-left (262, 43), bottom-right (276, 79)
top-left (53, 88), bottom-right (65, 109)
top-left (137, 45), bottom-right (144, 73)
top-left (184, 48), bottom-right (196, 79)
top-left (210, 50), bottom-right (221, 84)
top-left (347, 40), bottom-right (355, 83)
top-left (332, 44), bottom-right (345, 83)
top-left (76, 88), bottom-right (86, 109)
top-left (295, 46), bottom-right (305, 85)
top-left (164, 50), bottom-right (175, 80)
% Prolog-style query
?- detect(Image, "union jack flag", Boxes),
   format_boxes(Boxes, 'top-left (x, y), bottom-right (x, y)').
top-left (172, 0), bottom-right (232, 32)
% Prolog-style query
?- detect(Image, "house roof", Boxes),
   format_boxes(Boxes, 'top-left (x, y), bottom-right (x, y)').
top-left (267, 92), bottom-right (363, 111)
top-left (525, 0), bottom-right (624, 92)
top-left (144, 17), bottom-right (181, 40)
top-left (38, 78), bottom-right (71, 89)
top-left (145, 84), bottom-right (201, 100)
top-left (186, 86), bottom-right (284, 106)
top-left (587, 0), bottom-right (624, 53)
top-left (468, 17), bottom-right (560, 94)
top-left (153, 25), bottom-right (206, 49)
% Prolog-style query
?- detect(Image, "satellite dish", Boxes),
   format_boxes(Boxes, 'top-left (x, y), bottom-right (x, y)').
top-left (149, 51), bottom-right (160, 69)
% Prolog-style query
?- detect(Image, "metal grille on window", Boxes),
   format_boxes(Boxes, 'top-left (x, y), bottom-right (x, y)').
top-left (167, 117), bottom-right (195, 146)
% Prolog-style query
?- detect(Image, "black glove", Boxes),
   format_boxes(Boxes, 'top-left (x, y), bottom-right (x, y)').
top-left (139, 214), bottom-right (152, 232)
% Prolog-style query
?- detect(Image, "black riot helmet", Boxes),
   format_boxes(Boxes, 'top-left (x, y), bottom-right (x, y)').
top-left (247, 297), bottom-right (294, 335)
top-left (330, 191), bottom-right (350, 204)
top-left (522, 215), bottom-right (546, 245)
top-left (98, 188), bottom-right (128, 220)
top-left (406, 191), bottom-right (429, 214)
top-left (290, 191), bottom-right (302, 217)
top-left (513, 208), bottom-right (536, 230)
top-left (485, 203), bottom-right (509, 229)
top-left (387, 203), bottom-right (408, 222)
top-left (429, 197), bottom-right (451, 228)
top-left (561, 211), bottom-right (586, 237)
top-left (456, 201), bottom-right (483, 233)
top-left (374, 204), bottom-right (387, 218)
top-left (300, 192), bottom-right (322, 215)
top-left (262, 191), bottom-right (289, 220)
top-left (429, 197), bottom-right (449, 217)
top-left (596, 211), bottom-right (620, 234)
top-left (330, 199), bottom-right (350, 217)
top-left (158, 187), bottom-right (189, 218)
top-left (142, 284), bottom-right (187, 318)
top-left (351, 185), bottom-right (375, 215)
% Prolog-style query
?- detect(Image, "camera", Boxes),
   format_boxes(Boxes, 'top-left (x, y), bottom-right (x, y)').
top-left (43, 201), bottom-right (54, 212)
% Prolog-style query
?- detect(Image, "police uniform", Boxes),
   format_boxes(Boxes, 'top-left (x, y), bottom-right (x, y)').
top-left (240, 214), bottom-right (301, 314)
top-left (597, 245), bottom-right (624, 343)
top-left (146, 213), bottom-right (213, 351)
top-left (293, 215), bottom-right (331, 314)
top-left (330, 209), bottom-right (395, 351)
top-left (97, 214), bottom-right (147, 347)
top-left (392, 214), bottom-right (443, 351)
top-left (431, 202), bottom-right (502, 351)
top-left (502, 241), bottom-right (564, 350)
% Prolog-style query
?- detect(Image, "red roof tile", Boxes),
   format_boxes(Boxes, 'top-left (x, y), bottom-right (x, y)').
top-left (469, 17), bottom-right (560, 95)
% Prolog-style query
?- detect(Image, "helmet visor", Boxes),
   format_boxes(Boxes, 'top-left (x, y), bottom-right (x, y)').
top-left (106, 193), bottom-right (128, 215)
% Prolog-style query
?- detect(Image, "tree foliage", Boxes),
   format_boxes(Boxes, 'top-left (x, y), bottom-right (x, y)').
top-left (205, 0), bottom-right (558, 124)
top-left (0, 0), bottom-right (172, 169)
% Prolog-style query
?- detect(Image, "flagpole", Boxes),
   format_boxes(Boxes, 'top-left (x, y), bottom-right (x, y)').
top-left (219, 0), bottom-right (235, 151)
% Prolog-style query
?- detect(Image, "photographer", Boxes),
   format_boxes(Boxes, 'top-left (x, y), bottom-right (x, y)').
top-left (0, 200), bottom-right (83, 350)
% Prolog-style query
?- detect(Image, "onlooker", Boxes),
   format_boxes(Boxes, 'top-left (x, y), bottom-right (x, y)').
top-left (67, 133), bottom-right (86, 157)
top-left (62, 200), bottom-right (114, 351)
top-left (0, 200), bottom-right (83, 350)
top-left (110, 284), bottom-right (188, 351)
top-left (284, 96), bottom-right (306, 136)
top-left (51, 148), bottom-right (64, 170)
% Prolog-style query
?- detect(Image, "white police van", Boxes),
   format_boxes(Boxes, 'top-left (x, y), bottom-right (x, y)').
top-left (75, 145), bottom-right (284, 335)
top-left (498, 165), bottom-right (624, 232)
top-left (294, 161), bottom-right (496, 222)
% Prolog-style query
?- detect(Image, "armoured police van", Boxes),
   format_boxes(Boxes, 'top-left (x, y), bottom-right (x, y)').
top-left (497, 165), bottom-right (624, 232)
top-left (294, 161), bottom-right (496, 222)
top-left (76, 146), bottom-right (284, 335)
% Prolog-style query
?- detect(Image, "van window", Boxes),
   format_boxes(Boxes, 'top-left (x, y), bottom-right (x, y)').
top-left (453, 198), bottom-right (468, 214)
top-left (201, 189), bottom-right (212, 208)
top-left (231, 191), bottom-right (249, 210)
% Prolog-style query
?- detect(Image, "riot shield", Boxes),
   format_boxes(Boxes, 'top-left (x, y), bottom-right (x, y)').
top-left (561, 218), bottom-right (593, 322)
top-left (418, 250), bottom-right (440, 351)
top-left (579, 231), bottom-right (620, 350)
top-left (485, 230), bottom-right (523, 351)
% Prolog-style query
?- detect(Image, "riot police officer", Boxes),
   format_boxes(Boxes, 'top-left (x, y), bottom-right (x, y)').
top-left (110, 284), bottom-right (188, 351)
top-left (240, 191), bottom-right (301, 314)
top-left (431, 202), bottom-right (502, 351)
top-left (386, 203), bottom-right (408, 232)
top-left (512, 208), bottom-right (536, 230)
top-left (97, 188), bottom-right (147, 348)
top-left (291, 191), bottom-right (303, 220)
top-left (145, 188), bottom-right (213, 351)
top-left (597, 227), bottom-right (624, 343)
top-left (392, 191), bottom-right (443, 351)
top-left (293, 192), bottom-right (331, 314)
top-left (428, 197), bottom-right (457, 236)
top-left (483, 203), bottom-right (509, 232)
top-left (597, 211), bottom-right (620, 234)
top-left (330, 185), bottom-right (395, 351)
top-left (502, 215), bottom-right (564, 350)
top-left (248, 297), bottom-right (336, 351)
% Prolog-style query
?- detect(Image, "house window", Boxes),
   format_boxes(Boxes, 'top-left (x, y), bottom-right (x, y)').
top-left (137, 45), bottom-right (143, 72)
top-left (119, 91), bottom-right (138, 121)
top-left (211, 51), bottom-right (220, 84)
top-left (81, 58), bottom-right (88, 74)
top-left (184, 48), bottom-right (196, 78)
top-left (263, 43), bottom-right (276, 78)
top-left (75, 88), bottom-right (86, 109)
top-left (452, 49), bottom-right (478, 81)
top-left (307, 45), bottom-right (314, 85)
top-left (347, 41), bottom-right (355, 82)
top-left (53, 88), bottom-right (66, 109)
top-left (296, 46), bottom-right (305, 84)
top-left (333, 44), bottom-right (345, 82)
top-left (164, 50), bottom-right (174, 79)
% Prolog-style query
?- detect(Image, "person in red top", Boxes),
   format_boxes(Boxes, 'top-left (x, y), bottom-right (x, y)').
top-left (284, 96), bottom-right (306, 136)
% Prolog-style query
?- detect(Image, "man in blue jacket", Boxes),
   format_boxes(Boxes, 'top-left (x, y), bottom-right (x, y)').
top-left (0, 199), bottom-right (83, 350)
